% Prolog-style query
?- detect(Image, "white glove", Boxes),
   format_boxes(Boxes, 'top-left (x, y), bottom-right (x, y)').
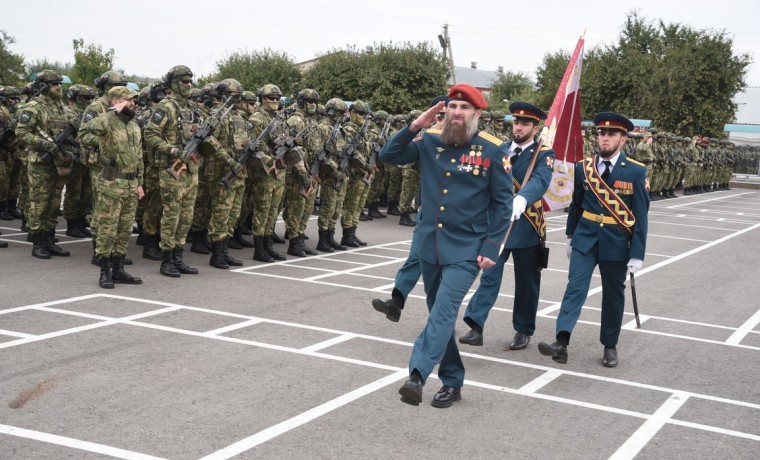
top-left (511, 195), bottom-right (528, 221)
top-left (565, 239), bottom-right (573, 260)
top-left (627, 258), bottom-right (643, 275)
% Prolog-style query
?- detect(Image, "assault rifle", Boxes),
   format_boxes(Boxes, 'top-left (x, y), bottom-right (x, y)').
top-left (364, 120), bottom-right (391, 185)
top-left (222, 112), bottom-right (283, 189)
top-left (274, 123), bottom-right (318, 162)
top-left (167, 95), bottom-right (235, 179)
top-left (54, 117), bottom-right (82, 164)
top-left (333, 117), bottom-right (371, 191)
top-left (309, 117), bottom-right (342, 181)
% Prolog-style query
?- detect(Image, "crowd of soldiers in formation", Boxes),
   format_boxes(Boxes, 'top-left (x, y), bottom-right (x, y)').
top-left (1, 69), bottom-right (759, 271)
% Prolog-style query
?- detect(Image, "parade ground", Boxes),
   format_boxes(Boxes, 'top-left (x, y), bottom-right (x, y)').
top-left (1, 187), bottom-right (759, 459)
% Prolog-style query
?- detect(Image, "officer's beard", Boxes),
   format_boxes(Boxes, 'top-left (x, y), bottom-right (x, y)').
top-left (49, 85), bottom-right (63, 100)
top-left (121, 106), bottom-right (136, 120)
top-left (440, 112), bottom-right (479, 146)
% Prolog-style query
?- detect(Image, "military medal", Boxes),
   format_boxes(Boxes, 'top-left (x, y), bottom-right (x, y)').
top-left (458, 153), bottom-right (469, 171)
top-left (482, 158), bottom-right (491, 177)
top-left (473, 147), bottom-right (483, 175)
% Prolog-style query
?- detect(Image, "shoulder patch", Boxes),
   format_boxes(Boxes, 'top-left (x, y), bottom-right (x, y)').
top-left (152, 109), bottom-right (166, 124)
top-left (83, 111), bottom-right (97, 123)
top-left (627, 158), bottom-right (645, 167)
top-left (19, 110), bottom-right (32, 124)
top-left (478, 130), bottom-right (503, 146)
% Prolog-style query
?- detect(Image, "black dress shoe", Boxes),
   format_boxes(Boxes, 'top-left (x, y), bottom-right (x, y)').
top-left (431, 385), bottom-right (461, 408)
top-left (603, 348), bottom-right (618, 368)
top-left (399, 375), bottom-right (423, 406)
top-left (371, 298), bottom-right (401, 322)
top-left (458, 329), bottom-right (483, 346)
top-left (508, 332), bottom-right (530, 350)
top-left (537, 341), bottom-right (568, 364)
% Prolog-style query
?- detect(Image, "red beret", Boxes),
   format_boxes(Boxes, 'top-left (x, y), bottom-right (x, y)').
top-left (447, 84), bottom-right (488, 109)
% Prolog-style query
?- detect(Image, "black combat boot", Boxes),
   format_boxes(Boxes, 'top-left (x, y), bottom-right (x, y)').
top-left (327, 228), bottom-right (347, 251)
top-left (222, 238), bottom-right (243, 266)
top-left (684, 186), bottom-right (692, 196)
top-left (65, 218), bottom-right (87, 238)
top-left (31, 232), bottom-right (51, 259)
top-left (44, 230), bottom-right (70, 256)
top-left (270, 231), bottom-right (286, 244)
top-left (190, 230), bottom-right (210, 254)
top-left (300, 234), bottom-right (317, 255)
top-left (341, 227), bottom-right (360, 248)
top-left (142, 233), bottom-right (163, 260)
top-left (379, 193), bottom-right (388, 209)
top-left (351, 226), bottom-right (367, 246)
top-left (6, 198), bottom-right (23, 219)
top-left (172, 247), bottom-right (199, 274)
top-left (667, 189), bottom-right (677, 198)
top-left (386, 199), bottom-right (401, 216)
top-left (98, 257), bottom-right (114, 289)
top-left (316, 229), bottom-right (334, 253)
top-left (111, 254), bottom-right (142, 284)
top-left (242, 213), bottom-right (253, 235)
top-left (209, 239), bottom-right (229, 269)
top-left (234, 226), bottom-right (254, 248)
top-left (399, 211), bottom-right (415, 227)
top-left (0, 201), bottom-right (12, 220)
top-left (91, 240), bottom-right (99, 266)
top-left (288, 237), bottom-right (307, 257)
top-left (253, 236), bottom-right (275, 263)
top-left (368, 201), bottom-right (386, 219)
top-left (77, 217), bottom-right (92, 237)
top-left (264, 236), bottom-right (287, 260)
top-left (227, 233), bottom-right (242, 249)
top-left (160, 249), bottom-right (181, 277)
top-left (20, 215), bottom-right (28, 232)
top-left (359, 210), bottom-right (371, 222)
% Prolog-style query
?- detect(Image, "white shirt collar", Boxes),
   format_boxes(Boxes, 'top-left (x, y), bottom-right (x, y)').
top-left (598, 151), bottom-right (621, 168)
top-left (512, 140), bottom-right (534, 155)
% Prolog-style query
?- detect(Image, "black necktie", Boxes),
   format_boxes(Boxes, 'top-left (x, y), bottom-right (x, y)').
top-left (601, 160), bottom-right (612, 183)
top-left (511, 146), bottom-right (522, 165)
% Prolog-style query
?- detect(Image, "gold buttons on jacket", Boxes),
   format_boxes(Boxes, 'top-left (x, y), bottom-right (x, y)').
top-left (443, 189), bottom-right (448, 194)
top-left (446, 172), bottom-right (451, 177)
top-left (440, 206), bottom-right (445, 211)
top-left (450, 159), bottom-right (456, 163)
top-left (437, 223), bottom-right (443, 228)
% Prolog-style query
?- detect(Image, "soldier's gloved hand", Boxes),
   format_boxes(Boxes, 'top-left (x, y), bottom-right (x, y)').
top-left (627, 258), bottom-right (643, 275)
top-left (565, 239), bottom-right (573, 260)
top-left (511, 195), bottom-right (527, 221)
top-left (178, 149), bottom-right (193, 164)
top-left (39, 151), bottom-right (54, 164)
top-left (299, 173), bottom-right (311, 190)
top-left (227, 157), bottom-right (243, 175)
top-left (41, 140), bottom-right (59, 154)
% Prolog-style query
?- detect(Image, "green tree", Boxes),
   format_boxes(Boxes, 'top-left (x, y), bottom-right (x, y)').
top-left (303, 42), bottom-right (449, 114)
top-left (25, 59), bottom-right (73, 79)
top-left (202, 48), bottom-right (302, 96)
top-left (70, 38), bottom-right (115, 86)
top-left (487, 71), bottom-right (535, 111)
top-left (0, 30), bottom-right (25, 85)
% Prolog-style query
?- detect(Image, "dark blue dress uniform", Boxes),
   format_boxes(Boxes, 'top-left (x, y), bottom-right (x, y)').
top-left (462, 140), bottom-right (555, 338)
top-left (380, 125), bottom-right (513, 388)
top-left (552, 112), bottom-right (650, 359)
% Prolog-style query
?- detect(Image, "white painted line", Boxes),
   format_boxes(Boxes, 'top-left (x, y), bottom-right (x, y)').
top-left (0, 423), bottom-right (166, 460)
top-left (198, 370), bottom-right (409, 460)
top-left (304, 258), bottom-right (404, 281)
top-left (725, 307), bottom-right (760, 346)
top-left (518, 369), bottom-right (563, 394)
top-left (669, 418), bottom-right (760, 441)
top-left (621, 316), bottom-right (649, 330)
top-left (609, 392), bottom-right (690, 460)
top-left (300, 334), bottom-right (355, 353)
top-left (667, 192), bottom-right (755, 208)
top-left (205, 318), bottom-right (265, 336)
top-left (0, 328), bottom-right (35, 339)
top-left (648, 233), bottom-right (711, 242)
top-left (0, 293), bottom-right (104, 315)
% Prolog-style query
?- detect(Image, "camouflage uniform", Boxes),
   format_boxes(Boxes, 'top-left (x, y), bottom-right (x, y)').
top-left (398, 111), bottom-right (421, 226)
top-left (0, 86), bottom-right (20, 227)
top-left (14, 70), bottom-right (73, 258)
top-left (636, 134), bottom-right (655, 198)
top-left (248, 84), bottom-right (288, 263)
top-left (384, 115), bottom-right (406, 215)
top-left (315, 98), bottom-right (348, 252)
top-left (62, 84), bottom-right (96, 238)
top-left (80, 86), bottom-right (144, 288)
top-left (143, 65), bottom-right (201, 277)
top-left (339, 100), bottom-right (374, 247)
top-left (283, 89), bottom-right (321, 257)
top-left (365, 110), bottom-right (391, 218)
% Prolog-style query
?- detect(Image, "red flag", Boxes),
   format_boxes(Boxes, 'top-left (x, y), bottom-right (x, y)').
top-left (540, 32), bottom-right (585, 211)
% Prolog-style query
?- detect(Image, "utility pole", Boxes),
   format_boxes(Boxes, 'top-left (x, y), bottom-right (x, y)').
top-left (438, 23), bottom-right (456, 85)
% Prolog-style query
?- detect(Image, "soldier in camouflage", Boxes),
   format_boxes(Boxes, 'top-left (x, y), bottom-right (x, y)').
top-left (62, 84), bottom-right (96, 239)
top-left (143, 65), bottom-right (202, 277)
top-left (15, 70), bottom-right (74, 259)
top-left (384, 114), bottom-right (406, 216)
top-left (315, 98), bottom-right (348, 252)
top-left (398, 110), bottom-right (422, 226)
top-left (339, 100), bottom-right (374, 248)
top-left (0, 85), bottom-right (22, 229)
top-left (364, 110), bottom-right (391, 219)
top-left (80, 86), bottom-right (144, 288)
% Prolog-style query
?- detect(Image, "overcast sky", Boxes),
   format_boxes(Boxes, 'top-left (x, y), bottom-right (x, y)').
top-left (5, 0), bottom-right (759, 87)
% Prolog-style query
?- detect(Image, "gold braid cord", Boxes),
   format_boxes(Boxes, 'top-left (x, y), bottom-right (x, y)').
top-left (513, 178), bottom-right (546, 238)
top-left (582, 158), bottom-right (635, 237)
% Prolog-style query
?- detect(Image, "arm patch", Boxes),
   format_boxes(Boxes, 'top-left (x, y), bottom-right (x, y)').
top-left (152, 109), bottom-right (166, 124)
top-left (19, 110), bottom-right (32, 124)
top-left (83, 111), bottom-right (98, 123)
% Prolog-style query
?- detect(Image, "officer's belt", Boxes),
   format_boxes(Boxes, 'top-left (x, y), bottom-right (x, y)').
top-left (581, 210), bottom-right (617, 225)
top-left (115, 171), bottom-right (138, 180)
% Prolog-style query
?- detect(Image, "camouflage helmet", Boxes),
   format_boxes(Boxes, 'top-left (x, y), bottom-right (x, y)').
top-left (350, 100), bottom-right (370, 114)
top-left (479, 110), bottom-right (492, 121)
top-left (317, 104), bottom-right (325, 116)
top-left (164, 65), bottom-right (193, 83)
top-left (0, 85), bottom-right (21, 98)
top-left (491, 110), bottom-right (505, 121)
top-left (241, 90), bottom-right (257, 103)
top-left (149, 80), bottom-right (166, 102)
top-left (407, 110), bottom-right (423, 122)
top-left (65, 84), bottom-right (96, 101)
top-left (324, 98), bottom-right (347, 116)
top-left (34, 69), bottom-right (63, 93)
top-left (188, 88), bottom-right (202, 101)
top-left (93, 70), bottom-right (127, 93)
top-left (216, 78), bottom-right (244, 96)
top-left (391, 114), bottom-right (406, 125)
top-left (373, 110), bottom-right (389, 122)
top-left (260, 84), bottom-right (283, 99)
top-left (137, 86), bottom-right (151, 106)
top-left (296, 88), bottom-right (319, 108)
